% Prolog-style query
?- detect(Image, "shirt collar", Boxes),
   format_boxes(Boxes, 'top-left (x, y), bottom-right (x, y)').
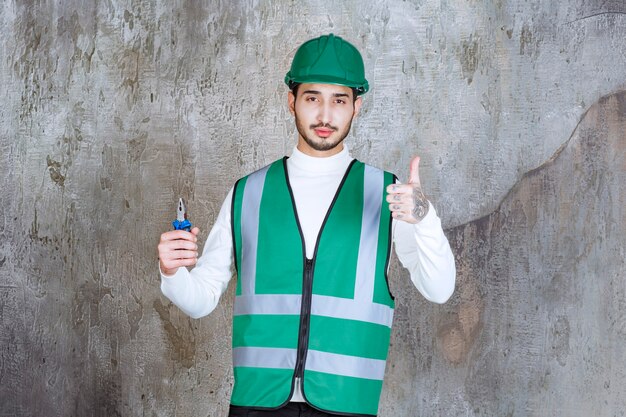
top-left (288, 145), bottom-right (353, 174)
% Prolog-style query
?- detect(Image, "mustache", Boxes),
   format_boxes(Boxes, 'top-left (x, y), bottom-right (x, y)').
top-left (310, 122), bottom-right (338, 131)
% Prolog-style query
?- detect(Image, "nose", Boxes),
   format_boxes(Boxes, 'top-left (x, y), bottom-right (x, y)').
top-left (317, 101), bottom-right (332, 125)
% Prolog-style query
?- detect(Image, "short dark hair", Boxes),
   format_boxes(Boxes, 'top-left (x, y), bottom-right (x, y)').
top-left (290, 82), bottom-right (358, 102)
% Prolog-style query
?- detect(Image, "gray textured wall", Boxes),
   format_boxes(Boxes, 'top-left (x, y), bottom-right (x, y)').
top-left (1, 1), bottom-right (625, 416)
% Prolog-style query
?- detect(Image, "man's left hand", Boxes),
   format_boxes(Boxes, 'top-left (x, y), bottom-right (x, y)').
top-left (386, 156), bottom-right (430, 224)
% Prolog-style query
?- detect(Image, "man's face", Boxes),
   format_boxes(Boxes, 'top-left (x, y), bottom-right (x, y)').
top-left (288, 83), bottom-right (363, 157)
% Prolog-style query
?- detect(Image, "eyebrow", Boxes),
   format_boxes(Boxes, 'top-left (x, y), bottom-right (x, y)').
top-left (302, 90), bottom-right (350, 98)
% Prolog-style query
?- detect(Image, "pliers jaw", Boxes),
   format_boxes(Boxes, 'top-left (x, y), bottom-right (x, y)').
top-left (172, 198), bottom-right (192, 231)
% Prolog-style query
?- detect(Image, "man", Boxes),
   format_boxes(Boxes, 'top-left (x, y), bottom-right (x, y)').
top-left (158, 34), bottom-right (455, 417)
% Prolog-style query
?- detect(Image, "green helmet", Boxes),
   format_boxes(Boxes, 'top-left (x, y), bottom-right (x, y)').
top-left (285, 33), bottom-right (369, 95)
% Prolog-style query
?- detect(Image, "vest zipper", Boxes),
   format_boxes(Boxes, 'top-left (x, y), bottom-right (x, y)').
top-left (295, 257), bottom-right (314, 379)
top-left (282, 157), bottom-right (357, 402)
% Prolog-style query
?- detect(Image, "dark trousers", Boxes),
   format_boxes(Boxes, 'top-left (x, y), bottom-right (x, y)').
top-left (228, 403), bottom-right (341, 417)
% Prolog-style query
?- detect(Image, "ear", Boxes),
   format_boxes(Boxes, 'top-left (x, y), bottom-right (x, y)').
top-left (353, 96), bottom-right (363, 117)
top-left (288, 91), bottom-right (296, 115)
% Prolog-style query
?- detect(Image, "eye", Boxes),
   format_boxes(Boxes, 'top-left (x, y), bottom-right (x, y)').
top-left (305, 96), bottom-right (319, 102)
top-left (335, 99), bottom-right (346, 104)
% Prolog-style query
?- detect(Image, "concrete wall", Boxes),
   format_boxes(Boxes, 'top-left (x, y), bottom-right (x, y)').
top-left (1, 1), bottom-right (625, 416)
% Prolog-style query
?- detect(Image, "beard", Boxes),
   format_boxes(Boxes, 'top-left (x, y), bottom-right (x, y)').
top-left (294, 110), bottom-right (354, 152)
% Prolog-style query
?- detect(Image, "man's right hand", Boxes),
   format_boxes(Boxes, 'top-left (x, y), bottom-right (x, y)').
top-left (158, 227), bottom-right (200, 276)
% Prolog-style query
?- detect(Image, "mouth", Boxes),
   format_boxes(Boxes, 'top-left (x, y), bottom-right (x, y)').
top-left (312, 125), bottom-right (337, 138)
top-left (314, 128), bottom-right (334, 138)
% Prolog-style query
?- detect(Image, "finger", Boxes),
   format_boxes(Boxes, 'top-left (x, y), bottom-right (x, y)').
top-left (389, 206), bottom-right (414, 220)
top-left (391, 209), bottom-right (418, 224)
top-left (158, 240), bottom-right (198, 254)
top-left (158, 244), bottom-right (198, 259)
top-left (162, 250), bottom-right (198, 260)
top-left (391, 211), bottom-right (408, 220)
top-left (160, 230), bottom-right (196, 242)
top-left (177, 257), bottom-right (198, 266)
top-left (388, 203), bottom-right (412, 212)
top-left (160, 253), bottom-right (198, 270)
top-left (386, 193), bottom-right (412, 203)
top-left (162, 257), bottom-right (198, 269)
top-left (408, 156), bottom-right (421, 186)
top-left (386, 183), bottom-right (413, 194)
top-left (191, 227), bottom-right (200, 236)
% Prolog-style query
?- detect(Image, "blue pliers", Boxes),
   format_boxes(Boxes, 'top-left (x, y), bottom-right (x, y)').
top-left (172, 198), bottom-right (192, 232)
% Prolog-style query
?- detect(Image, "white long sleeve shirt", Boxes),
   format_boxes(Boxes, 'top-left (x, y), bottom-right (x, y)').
top-left (160, 145), bottom-right (456, 401)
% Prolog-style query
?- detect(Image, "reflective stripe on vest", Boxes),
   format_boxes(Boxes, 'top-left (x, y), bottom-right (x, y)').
top-left (230, 158), bottom-right (395, 416)
top-left (233, 294), bottom-right (393, 328)
top-left (239, 164), bottom-right (271, 296)
top-left (233, 347), bottom-right (387, 380)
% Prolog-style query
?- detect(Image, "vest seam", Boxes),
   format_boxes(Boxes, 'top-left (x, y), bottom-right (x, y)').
top-left (231, 178), bottom-right (242, 275)
top-left (282, 155), bottom-right (307, 406)
top-left (383, 173), bottom-right (399, 301)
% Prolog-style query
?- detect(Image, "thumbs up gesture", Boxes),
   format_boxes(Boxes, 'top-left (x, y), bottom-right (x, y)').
top-left (386, 156), bottom-right (430, 224)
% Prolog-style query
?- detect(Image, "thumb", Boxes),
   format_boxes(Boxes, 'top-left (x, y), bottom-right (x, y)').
top-left (191, 227), bottom-right (200, 236)
top-left (408, 156), bottom-right (421, 185)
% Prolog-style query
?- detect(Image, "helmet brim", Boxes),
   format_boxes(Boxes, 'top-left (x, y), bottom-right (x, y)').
top-left (285, 73), bottom-right (369, 95)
